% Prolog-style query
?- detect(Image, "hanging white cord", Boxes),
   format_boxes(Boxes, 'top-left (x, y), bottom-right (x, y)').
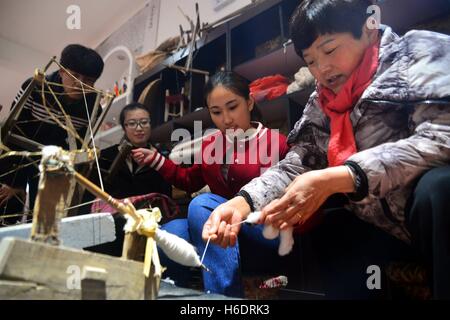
top-left (200, 212), bottom-right (263, 267)
top-left (81, 83), bottom-right (104, 191)
top-left (200, 235), bottom-right (212, 266)
top-left (230, 220), bottom-right (247, 228)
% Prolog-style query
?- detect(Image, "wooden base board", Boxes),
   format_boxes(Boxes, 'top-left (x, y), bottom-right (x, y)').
top-left (0, 237), bottom-right (159, 300)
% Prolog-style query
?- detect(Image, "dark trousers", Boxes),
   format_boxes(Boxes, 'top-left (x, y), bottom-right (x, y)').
top-left (300, 207), bottom-right (416, 299)
top-left (299, 166), bottom-right (450, 299)
top-left (405, 166), bottom-right (450, 299)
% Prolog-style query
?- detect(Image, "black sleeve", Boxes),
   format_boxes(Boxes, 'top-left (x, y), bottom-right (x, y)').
top-left (235, 190), bottom-right (256, 212)
top-left (344, 160), bottom-right (369, 201)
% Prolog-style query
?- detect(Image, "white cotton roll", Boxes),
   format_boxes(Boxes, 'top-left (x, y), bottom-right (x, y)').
top-left (262, 224), bottom-right (279, 240)
top-left (278, 227), bottom-right (294, 256)
top-left (246, 211), bottom-right (263, 224)
top-left (154, 229), bottom-right (202, 267)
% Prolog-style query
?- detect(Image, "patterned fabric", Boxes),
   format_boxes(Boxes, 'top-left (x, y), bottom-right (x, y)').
top-left (91, 192), bottom-right (180, 222)
top-left (242, 26), bottom-right (450, 242)
top-left (259, 275), bottom-right (288, 289)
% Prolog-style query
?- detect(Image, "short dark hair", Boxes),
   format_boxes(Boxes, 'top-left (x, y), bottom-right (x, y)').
top-left (204, 71), bottom-right (263, 123)
top-left (290, 0), bottom-right (373, 57)
top-left (119, 102), bottom-right (150, 129)
top-left (60, 44), bottom-right (104, 79)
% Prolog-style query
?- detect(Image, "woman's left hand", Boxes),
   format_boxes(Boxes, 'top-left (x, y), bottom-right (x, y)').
top-left (261, 166), bottom-right (355, 230)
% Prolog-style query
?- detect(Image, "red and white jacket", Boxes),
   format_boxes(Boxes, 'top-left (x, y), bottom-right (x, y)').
top-left (147, 122), bottom-right (289, 199)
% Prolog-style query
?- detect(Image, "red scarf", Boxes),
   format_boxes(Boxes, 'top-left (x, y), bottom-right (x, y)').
top-left (319, 40), bottom-right (380, 167)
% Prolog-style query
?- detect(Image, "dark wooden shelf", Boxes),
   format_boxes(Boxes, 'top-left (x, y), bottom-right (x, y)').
top-left (257, 88), bottom-right (313, 126)
top-left (134, 0), bottom-right (286, 88)
top-left (233, 42), bottom-right (304, 81)
top-left (379, 0), bottom-right (450, 33)
top-left (134, 24), bottom-right (227, 88)
top-left (151, 107), bottom-right (213, 144)
top-left (151, 88), bottom-right (313, 146)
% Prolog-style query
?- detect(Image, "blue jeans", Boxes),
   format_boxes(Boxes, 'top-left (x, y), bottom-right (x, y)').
top-left (159, 193), bottom-right (281, 298)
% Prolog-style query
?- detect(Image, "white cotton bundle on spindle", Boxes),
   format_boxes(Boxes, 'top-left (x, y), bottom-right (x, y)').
top-left (154, 229), bottom-right (203, 268)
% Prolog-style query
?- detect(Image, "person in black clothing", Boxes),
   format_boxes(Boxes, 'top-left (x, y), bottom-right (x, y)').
top-left (5, 44), bottom-right (104, 212)
top-left (97, 103), bottom-right (171, 200)
top-left (85, 102), bottom-right (172, 256)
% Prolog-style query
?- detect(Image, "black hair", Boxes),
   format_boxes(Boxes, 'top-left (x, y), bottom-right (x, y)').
top-left (290, 0), bottom-right (373, 57)
top-left (119, 102), bottom-right (150, 129)
top-left (204, 71), bottom-right (263, 123)
top-left (60, 44), bottom-right (104, 79)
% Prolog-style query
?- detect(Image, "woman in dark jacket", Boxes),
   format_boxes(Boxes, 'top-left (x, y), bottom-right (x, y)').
top-left (98, 103), bottom-right (171, 199)
top-left (86, 102), bottom-right (171, 256)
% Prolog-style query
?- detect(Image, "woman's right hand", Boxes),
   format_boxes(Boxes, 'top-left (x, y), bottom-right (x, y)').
top-left (131, 147), bottom-right (157, 166)
top-left (202, 196), bottom-right (251, 248)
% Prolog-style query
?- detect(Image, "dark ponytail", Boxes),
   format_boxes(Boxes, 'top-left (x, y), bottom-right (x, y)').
top-left (204, 71), bottom-right (264, 124)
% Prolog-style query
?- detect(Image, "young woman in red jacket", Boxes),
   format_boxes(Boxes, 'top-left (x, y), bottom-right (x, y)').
top-left (132, 71), bottom-right (289, 297)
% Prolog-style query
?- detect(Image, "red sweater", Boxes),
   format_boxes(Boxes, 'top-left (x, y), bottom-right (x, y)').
top-left (147, 123), bottom-right (289, 199)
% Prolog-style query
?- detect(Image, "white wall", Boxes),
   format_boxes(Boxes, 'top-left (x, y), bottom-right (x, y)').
top-left (156, 0), bottom-right (252, 47)
top-left (0, 37), bottom-right (53, 120)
